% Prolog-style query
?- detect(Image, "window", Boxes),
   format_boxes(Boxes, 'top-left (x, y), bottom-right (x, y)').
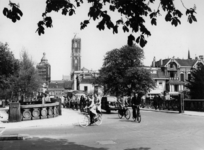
top-left (174, 85), bottom-right (179, 92)
top-left (170, 72), bottom-right (174, 78)
top-left (188, 73), bottom-right (191, 81)
top-left (84, 86), bottom-right (88, 92)
top-left (180, 73), bottom-right (184, 81)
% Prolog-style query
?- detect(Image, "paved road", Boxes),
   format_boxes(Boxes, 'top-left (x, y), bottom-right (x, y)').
top-left (1, 109), bottom-right (204, 150)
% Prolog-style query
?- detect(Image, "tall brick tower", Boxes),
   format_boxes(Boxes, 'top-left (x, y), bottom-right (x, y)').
top-left (71, 37), bottom-right (81, 72)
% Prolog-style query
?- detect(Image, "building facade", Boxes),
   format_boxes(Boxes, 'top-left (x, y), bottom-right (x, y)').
top-left (148, 55), bottom-right (204, 98)
top-left (36, 53), bottom-right (51, 92)
top-left (48, 80), bottom-right (73, 98)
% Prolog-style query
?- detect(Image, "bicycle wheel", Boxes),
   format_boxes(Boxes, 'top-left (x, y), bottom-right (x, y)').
top-left (78, 115), bottom-right (89, 127)
top-left (118, 110), bottom-right (123, 119)
top-left (125, 109), bottom-right (131, 120)
top-left (137, 114), bottom-right (141, 123)
top-left (95, 115), bottom-right (102, 126)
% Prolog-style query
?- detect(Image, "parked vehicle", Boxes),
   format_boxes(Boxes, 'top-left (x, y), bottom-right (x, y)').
top-left (101, 96), bottom-right (119, 113)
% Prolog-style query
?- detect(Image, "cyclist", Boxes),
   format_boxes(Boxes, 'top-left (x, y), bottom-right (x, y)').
top-left (87, 95), bottom-right (97, 125)
top-left (94, 94), bottom-right (102, 115)
top-left (118, 96), bottom-right (128, 116)
top-left (132, 92), bottom-right (142, 119)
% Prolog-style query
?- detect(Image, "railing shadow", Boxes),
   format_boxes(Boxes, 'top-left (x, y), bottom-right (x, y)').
top-left (0, 137), bottom-right (108, 150)
top-left (124, 148), bottom-right (151, 150)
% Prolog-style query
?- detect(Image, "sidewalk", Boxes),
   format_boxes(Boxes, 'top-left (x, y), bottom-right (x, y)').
top-left (141, 107), bottom-right (204, 117)
top-left (0, 107), bottom-right (82, 129)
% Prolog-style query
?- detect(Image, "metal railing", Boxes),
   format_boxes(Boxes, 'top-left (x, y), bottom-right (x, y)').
top-left (184, 99), bottom-right (204, 111)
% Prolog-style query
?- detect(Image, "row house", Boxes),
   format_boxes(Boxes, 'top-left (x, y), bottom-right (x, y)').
top-left (147, 55), bottom-right (204, 98)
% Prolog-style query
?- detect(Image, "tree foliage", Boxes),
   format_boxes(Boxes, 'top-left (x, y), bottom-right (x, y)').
top-left (97, 45), bottom-right (155, 96)
top-left (3, 0), bottom-right (197, 48)
top-left (186, 64), bottom-right (204, 99)
top-left (10, 51), bottom-right (42, 99)
top-left (0, 42), bottom-right (19, 99)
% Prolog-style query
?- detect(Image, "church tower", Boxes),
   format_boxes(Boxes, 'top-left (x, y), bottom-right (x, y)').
top-left (71, 37), bottom-right (81, 72)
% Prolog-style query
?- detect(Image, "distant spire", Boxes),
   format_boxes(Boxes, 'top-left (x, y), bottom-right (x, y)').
top-left (188, 50), bottom-right (191, 59)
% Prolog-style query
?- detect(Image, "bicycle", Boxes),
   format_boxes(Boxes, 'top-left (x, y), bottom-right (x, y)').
top-left (78, 108), bottom-right (102, 127)
top-left (132, 105), bottom-right (141, 123)
top-left (118, 105), bottom-right (131, 120)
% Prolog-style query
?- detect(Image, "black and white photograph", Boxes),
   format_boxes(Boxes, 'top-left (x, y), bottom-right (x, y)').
top-left (0, 0), bottom-right (204, 150)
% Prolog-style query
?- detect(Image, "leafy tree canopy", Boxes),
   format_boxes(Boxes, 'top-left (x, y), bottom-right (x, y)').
top-left (10, 51), bottom-right (43, 99)
top-left (0, 42), bottom-right (19, 90)
top-left (3, 0), bottom-right (197, 48)
top-left (97, 44), bottom-right (155, 96)
top-left (186, 63), bottom-right (204, 99)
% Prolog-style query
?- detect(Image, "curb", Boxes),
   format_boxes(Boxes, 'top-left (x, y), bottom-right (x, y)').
top-left (0, 134), bottom-right (31, 141)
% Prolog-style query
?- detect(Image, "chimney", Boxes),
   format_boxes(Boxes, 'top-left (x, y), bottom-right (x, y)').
top-left (160, 59), bottom-right (163, 66)
top-left (199, 55), bottom-right (204, 61)
top-left (152, 57), bottom-right (156, 67)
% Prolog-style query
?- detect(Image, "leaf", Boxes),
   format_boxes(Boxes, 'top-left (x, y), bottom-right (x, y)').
top-left (3, 8), bottom-right (8, 16)
top-left (113, 25), bottom-right (118, 34)
top-left (165, 12), bottom-right (172, 22)
top-left (96, 20), bottom-right (105, 31)
top-left (127, 34), bottom-right (135, 46)
top-left (13, 6), bottom-right (23, 16)
top-left (188, 16), bottom-right (192, 24)
top-left (77, 2), bottom-right (80, 7)
top-left (151, 18), bottom-right (157, 26)
top-left (149, 12), bottom-right (156, 19)
top-left (175, 9), bottom-right (182, 18)
top-left (106, 21), bottom-right (114, 29)
top-left (122, 26), bottom-right (129, 32)
top-left (36, 26), bottom-right (45, 35)
top-left (38, 21), bottom-right (44, 26)
top-left (12, 17), bottom-right (16, 23)
top-left (136, 36), bottom-right (140, 44)
top-left (62, 8), bottom-right (68, 15)
top-left (116, 19), bottom-right (123, 25)
top-left (186, 9), bottom-right (190, 15)
top-left (171, 18), bottom-right (177, 27)
top-left (69, 9), bottom-right (75, 16)
top-left (191, 15), bottom-right (197, 22)
top-left (140, 35), bottom-right (147, 48)
top-left (109, 5), bottom-right (115, 11)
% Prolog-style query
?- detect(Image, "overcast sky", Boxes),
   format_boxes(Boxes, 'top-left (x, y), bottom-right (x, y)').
top-left (0, 0), bottom-right (203, 80)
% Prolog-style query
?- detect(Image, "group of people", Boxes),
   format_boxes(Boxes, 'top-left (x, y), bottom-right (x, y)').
top-left (65, 93), bottom-right (102, 125)
top-left (117, 92), bottom-right (143, 119)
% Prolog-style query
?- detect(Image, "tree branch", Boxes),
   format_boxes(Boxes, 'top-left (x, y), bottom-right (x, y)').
top-left (180, 0), bottom-right (187, 9)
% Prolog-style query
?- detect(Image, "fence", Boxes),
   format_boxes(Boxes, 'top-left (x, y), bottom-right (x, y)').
top-left (184, 99), bottom-right (204, 111)
top-left (142, 94), bottom-right (184, 113)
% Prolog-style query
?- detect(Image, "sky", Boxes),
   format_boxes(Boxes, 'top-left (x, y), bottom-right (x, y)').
top-left (0, 0), bottom-right (204, 80)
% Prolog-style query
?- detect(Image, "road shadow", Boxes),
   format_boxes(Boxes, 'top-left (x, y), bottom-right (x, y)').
top-left (124, 148), bottom-right (151, 150)
top-left (0, 137), bottom-right (108, 150)
top-left (141, 108), bottom-right (179, 114)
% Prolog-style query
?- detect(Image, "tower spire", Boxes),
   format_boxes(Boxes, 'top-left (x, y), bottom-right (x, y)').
top-left (188, 50), bottom-right (191, 59)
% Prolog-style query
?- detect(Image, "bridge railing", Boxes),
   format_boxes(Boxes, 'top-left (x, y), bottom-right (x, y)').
top-left (184, 99), bottom-right (204, 111)
top-left (142, 94), bottom-right (184, 113)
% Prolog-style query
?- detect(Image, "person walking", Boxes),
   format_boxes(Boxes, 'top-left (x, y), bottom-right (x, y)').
top-left (153, 95), bottom-right (159, 110)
